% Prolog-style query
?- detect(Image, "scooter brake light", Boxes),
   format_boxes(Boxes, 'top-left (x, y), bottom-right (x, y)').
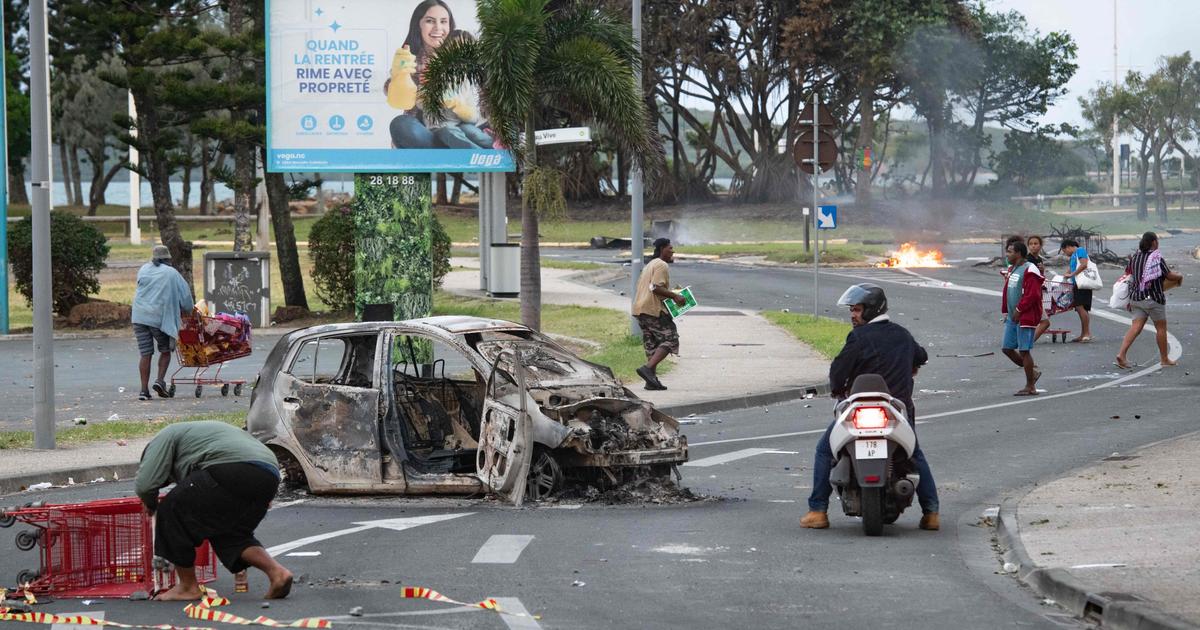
top-left (851, 406), bottom-right (890, 430)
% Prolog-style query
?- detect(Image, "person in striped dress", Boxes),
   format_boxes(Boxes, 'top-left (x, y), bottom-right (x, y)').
top-left (1115, 232), bottom-right (1182, 369)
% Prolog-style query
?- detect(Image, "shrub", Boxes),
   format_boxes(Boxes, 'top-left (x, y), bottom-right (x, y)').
top-left (308, 205), bottom-right (452, 313)
top-left (308, 206), bottom-right (357, 312)
top-left (6, 212), bottom-right (109, 315)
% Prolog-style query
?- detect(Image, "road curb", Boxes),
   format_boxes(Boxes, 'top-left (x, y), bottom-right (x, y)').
top-left (0, 464), bottom-right (140, 499)
top-left (658, 383), bottom-right (829, 419)
top-left (996, 497), bottom-right (1198, 630)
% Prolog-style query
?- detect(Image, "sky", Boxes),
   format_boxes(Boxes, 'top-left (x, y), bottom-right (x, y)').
top-left (990, 0), bottom-right (1200, 129)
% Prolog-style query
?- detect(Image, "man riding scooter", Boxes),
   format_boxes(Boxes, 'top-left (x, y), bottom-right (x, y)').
top-left (800, 283), bottom-right (941, 531)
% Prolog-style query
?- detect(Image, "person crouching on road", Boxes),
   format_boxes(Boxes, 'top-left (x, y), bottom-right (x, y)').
top-left (136, 421), bottom-right (293, 601)
top-left (131, 245), bottom-right (194, 400)
top-left (1001, 241), bottom-right (1044, 396)
top-left (632, 238), bottom-right (686, 391)
top-left (800, 283), bottom-right (940, 531)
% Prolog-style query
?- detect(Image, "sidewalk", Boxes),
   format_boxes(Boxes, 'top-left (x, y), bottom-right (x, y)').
top-left (0, 437), bottom-right (151, 497)
top-left (999, 431), bottom-right (1200, 629)
top-left (442, 258), bottom-right (830, 413)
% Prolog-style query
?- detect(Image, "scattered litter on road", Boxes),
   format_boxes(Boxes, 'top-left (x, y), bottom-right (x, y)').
top-left (107, 413), bottom-right (120, 421)
top-left (73, 417), bottom-right (87, 425)
top-left (128, 590), bottom-right (149, 601)
top-left (919, 389), bottom-right (957, 395)
top-left (1110, 415), bottom-right (1120, 420)
top-left (116, 439), bottom-right (128, 446)
top-left (1001, 562), bottom-right (1018, 574)
top-left (118, 387), bottom-right (126, 393)
top-left (260, 602), bottom-right (270, 609)
top-left (571, 580), bottom-right (586, 588)
top-left (1026, 418), bottom-right (1037, 422)
top-left (348, 607), bottom-right (363, 617)
top-left (1040, 599), bottom-right (1057, 606)
top-left (678, 418), bottom-right (702, 426)
top-left (25, 482), bottom-right (52, 491)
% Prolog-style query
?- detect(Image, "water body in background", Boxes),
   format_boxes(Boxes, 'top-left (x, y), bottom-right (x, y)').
top-left (26, 174), bottom-right (358, 208)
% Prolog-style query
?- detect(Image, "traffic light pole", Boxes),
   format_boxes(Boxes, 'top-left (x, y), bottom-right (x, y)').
top-left (812, 91), bottom-right (820, 318)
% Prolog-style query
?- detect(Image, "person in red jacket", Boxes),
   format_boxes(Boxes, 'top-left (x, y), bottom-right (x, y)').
top-left (1001, 241), bottom-right (1044, 396)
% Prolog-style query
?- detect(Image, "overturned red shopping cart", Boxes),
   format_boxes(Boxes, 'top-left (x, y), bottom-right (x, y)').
top-left (170, 311), bottom-right (253, 398)
top-left (0, 497), bottom-right (217, 598)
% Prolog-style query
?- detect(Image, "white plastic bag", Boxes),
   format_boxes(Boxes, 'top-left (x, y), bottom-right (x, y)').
top-left (1108, 273), bottom-right (1131, 309)
top-left (1076, 264), bottom-right (1103, 290)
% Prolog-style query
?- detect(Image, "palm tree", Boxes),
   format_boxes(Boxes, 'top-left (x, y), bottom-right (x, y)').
top-left (421, 0), bottom-right (660, 330)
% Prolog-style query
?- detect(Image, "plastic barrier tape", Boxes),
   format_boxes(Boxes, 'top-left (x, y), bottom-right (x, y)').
top-left (400, 586), bottom-right (539, 619)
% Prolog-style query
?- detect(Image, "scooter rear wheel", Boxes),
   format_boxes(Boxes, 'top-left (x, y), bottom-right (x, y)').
top-left (862, 487), bottom-right (885, 536)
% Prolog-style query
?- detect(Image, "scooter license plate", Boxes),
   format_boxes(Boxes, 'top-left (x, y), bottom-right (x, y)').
top-left (855, 439), bottom-right (887, 459)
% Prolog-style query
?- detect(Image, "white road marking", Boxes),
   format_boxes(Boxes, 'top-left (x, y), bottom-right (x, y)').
top-left (53, 611), bottom-right (103, 630)
top-left (544, 504), bottom-right (582, 509)
top-left (266, 513), bottom-right (472, 556)
top-left (285, 551), bottom-right (321, 557)
top-left (682, 447), bottom-right (799, 467)
top-left (492, 598), bottom-right (542, 630)
top-left (689, 268), bottom-right (1182, 448)
top-left (472, 535), bottom-right (535, 564)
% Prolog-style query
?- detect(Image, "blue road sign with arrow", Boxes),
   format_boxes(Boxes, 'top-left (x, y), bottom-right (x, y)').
top-left (817, 205), bottom-right (837, 230)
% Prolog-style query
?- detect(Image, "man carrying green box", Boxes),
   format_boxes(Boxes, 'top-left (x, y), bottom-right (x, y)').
top-left (632, 238), bottom-right (687, 391)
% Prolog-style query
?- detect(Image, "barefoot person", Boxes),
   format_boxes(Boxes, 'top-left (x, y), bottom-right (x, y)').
top-left (632, 238), bottom-right (686, 390)
top-left (136, 421), bottom-right (293, 600)
top-left (1001, 241), bottom-right (1044, 396)
top-left (1060, 238), bottom-right (1093, 342)
top-left (1115, 232), bottom-right (1181, 369)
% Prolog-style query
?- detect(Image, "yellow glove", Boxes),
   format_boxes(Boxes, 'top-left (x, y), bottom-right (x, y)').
top-left (443, 95), bottom-right (478, 122)
top-left (387, 45), bottom-right (418, 110)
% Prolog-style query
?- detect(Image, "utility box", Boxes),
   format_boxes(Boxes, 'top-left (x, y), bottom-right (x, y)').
top-left (203, 251), bottom-right (271, 328)
top-left (488, 243), bottom-right (519, 298)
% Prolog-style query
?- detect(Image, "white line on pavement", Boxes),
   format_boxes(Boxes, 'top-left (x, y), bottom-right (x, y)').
top-left (285, 551), bottom-right (321, 557)
top-left (266, 513), bottom-right (473, 556)
top-left (492, 598), bottom-right (543, 630)
top-left (472, 535), bottom-right (535, 564)
top-left (683, 448), bottom-right (798, 467)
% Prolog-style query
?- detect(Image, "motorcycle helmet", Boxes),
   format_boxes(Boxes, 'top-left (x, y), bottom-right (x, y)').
top-left (836, 283), bottom-right (888, 322)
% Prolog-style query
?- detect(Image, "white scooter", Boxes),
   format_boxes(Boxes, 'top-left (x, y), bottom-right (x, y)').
top-left (828, 374), bottom-right (921, 536)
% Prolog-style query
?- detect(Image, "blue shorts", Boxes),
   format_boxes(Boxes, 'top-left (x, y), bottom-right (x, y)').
top-left (1002, 319), bottom-right (1034, 352)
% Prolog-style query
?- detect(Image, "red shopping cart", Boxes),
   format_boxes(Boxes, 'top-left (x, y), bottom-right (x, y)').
top-left (0, 497), bottom-right (217, 598)
top-left (170, 311), bottom-right (253, 398)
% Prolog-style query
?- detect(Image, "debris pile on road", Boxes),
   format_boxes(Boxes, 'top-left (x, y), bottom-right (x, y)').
top-left (558, 475), bottom-right (709, 505)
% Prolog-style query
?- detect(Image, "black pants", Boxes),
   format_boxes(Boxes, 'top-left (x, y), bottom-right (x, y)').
top-left (155, 462), bottom-right (279, 572)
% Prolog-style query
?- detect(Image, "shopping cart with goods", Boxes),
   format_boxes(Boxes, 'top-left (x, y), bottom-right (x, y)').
top-left (170, 310), bottom-right (253, 398)
top-left (0, 497), bottom-right (217, 598)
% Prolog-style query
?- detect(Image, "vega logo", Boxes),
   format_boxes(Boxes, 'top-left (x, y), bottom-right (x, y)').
top-left (469, 153), bottom-right (503, 167)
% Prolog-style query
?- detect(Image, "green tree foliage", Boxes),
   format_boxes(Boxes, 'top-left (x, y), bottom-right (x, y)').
top-left (420, 0), bottom-right (659, 330)
top-left (993, 127), bottom-right (1084, 189)
top-left (6, 212), bottom-right (109, 314)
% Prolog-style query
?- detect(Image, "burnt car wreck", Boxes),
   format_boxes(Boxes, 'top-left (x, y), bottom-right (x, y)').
top-left (246, 316), bottom-right (688, 505)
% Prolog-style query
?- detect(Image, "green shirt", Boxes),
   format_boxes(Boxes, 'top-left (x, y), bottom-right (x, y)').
top-left (136, 421), bottom-right (278, 509)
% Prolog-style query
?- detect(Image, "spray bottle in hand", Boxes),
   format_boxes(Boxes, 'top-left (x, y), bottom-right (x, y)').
top-left (387, 45), bottom-right (418, 110)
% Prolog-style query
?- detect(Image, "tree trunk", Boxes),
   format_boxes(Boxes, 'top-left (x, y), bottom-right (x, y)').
top-left (210, 151), bottom-right (226, 213)
top-left (134, 89), bottom-right (195, 298)
top-left (9, 163), bottom-right (29, 204)
top-left (198, 139), bottom-right (211, 215)
top-left (436, 172), bottom-right (448, 205)
top-left (450, 174), bottom-right (463, 205)
top-left (232, 141), bottom-right (254, 250)
top-left (1152, 150), bottom-right (1168, 222)
top-left (87, 149), bottom-right (122, 215)
top-left (58, 141), bottom-right (73, 206)
top-left (181, 158), bottom-right (192, 213)
top-left (261, 148), bottom-right (309, 310)
top-left (1136, 140), bottom-right (1150, 221)
top-left (69, 146), bottom-right (84, 208)
top-left (854, 79), bottom-right (874, 210)
top-left (519, 114), bottom-right (541, 331)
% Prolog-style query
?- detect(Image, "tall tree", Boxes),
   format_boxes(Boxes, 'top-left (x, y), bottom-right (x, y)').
top-left (422, 0), bottom-right (660, 330)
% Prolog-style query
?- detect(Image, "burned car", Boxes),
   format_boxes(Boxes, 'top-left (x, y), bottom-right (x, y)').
top-left (246, 316), bottom-right (688, 504)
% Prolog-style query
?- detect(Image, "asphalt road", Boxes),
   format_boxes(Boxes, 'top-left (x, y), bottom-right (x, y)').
top-left (3, 236), bottom-right (1198, 627)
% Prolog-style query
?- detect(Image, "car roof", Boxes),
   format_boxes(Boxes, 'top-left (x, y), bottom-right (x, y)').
top-left (285, 315), bottom-right (529, 339)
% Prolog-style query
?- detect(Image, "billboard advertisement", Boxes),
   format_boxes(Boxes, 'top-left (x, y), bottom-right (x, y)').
top-left (266, 0), bottom-right (515, 173)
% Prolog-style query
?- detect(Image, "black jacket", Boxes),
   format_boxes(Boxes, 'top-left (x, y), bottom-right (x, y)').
top-left (829, 318), bottom-right (928, 418)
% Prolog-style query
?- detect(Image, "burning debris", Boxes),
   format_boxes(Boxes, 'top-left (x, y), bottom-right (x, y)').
top-left (876, 243), bottom-right (948, 268)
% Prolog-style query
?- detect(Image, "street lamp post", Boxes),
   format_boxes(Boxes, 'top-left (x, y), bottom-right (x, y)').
top-left (31, 0), bottom-right (56, 448)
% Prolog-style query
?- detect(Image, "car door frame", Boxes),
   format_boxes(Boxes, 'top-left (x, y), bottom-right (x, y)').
top-left (475, 345), bottom-right (535, 506)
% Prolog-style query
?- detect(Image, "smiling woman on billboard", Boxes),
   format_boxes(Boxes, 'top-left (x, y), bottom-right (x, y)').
top-left (266, 0), bottom-right (512, 172)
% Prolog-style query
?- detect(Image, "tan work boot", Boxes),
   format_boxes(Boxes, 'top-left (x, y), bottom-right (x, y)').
top-left (919, 512), bottom-right (940, 531)
top-left (800, 510), bottom-right (829, 529)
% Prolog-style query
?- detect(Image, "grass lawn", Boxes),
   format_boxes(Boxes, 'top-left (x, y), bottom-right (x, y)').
top-left (0, 412), bottom-right (244, 450)
top-left (434, 291), bottom-right (661, 383)
top-left (761, 311), bottom-right (851, 359)
top-left (684, 242), bottom-right (888, 264)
